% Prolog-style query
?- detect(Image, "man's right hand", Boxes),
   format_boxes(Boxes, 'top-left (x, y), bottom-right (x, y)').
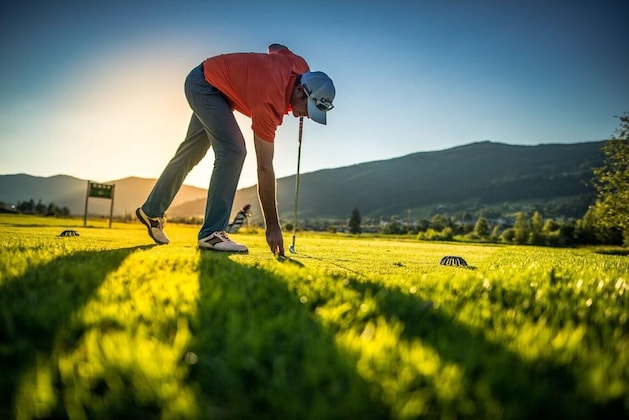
top-left (254, 133), bottom-right (284, 256)
top-left (266, 224), bottom-right (285, 256)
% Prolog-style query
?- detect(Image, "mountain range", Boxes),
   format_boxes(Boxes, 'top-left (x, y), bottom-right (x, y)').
top-left (0, 174), bottom-right (207, 218)
top-left (0, 141), bottom-right (605, 222)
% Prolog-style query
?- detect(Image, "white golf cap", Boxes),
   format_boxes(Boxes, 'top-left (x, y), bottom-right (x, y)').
top-left (301, 71), bottom-right (335, 125)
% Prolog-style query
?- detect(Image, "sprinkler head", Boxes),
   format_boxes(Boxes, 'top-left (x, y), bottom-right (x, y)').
top-left (439, 256), bottom-right (468, 267)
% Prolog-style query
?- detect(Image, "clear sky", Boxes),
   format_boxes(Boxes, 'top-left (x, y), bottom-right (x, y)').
top-left (1, 0), bottom-right (627, 189)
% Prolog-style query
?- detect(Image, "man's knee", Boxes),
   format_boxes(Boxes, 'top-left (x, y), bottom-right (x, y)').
top-left (219, 145), bottom-right (247, 166)
top-left (232, 143), bottom-right (247, 162)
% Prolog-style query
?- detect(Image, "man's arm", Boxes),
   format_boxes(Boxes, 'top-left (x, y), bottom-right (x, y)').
top-left (254, 134), bottom-right (285, 256)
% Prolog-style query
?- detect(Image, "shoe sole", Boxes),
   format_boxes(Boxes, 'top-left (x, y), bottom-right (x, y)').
top-left (136, 208), bottom-right (168, 245)
top-left (198, 245), bottom-right (248, 254)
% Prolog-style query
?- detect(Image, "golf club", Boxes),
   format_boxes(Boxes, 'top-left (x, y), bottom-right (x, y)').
top-left (289, 117), bottom-right (304, 254)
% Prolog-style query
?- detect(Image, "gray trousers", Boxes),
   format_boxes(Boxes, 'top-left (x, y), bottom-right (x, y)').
top-left (142, 64), bottom-right (247, 239)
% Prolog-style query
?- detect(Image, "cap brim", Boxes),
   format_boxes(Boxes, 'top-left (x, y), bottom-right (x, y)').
top-left (307, 99), bottom-right (327, 125)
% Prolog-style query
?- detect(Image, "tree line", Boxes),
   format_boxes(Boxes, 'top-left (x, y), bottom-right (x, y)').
top-left (340, 209), bottom-right (622, 246)
top-left (10, 199), bottom-right (71, 217)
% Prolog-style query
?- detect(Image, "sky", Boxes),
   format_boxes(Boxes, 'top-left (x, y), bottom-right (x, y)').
top-left (1, 0), bottom-right (628, 190)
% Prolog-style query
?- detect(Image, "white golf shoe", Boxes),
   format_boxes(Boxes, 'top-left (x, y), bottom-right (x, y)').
top-left (136, 208), bottom-right (170, 245)
top-left (199, 231), bottom-right (248, 253)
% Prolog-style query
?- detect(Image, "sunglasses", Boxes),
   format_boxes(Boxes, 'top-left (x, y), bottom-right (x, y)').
top-left (304, 86), bottom-right (334, 111)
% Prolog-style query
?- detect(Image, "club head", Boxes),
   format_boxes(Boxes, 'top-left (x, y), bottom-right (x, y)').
top-left (289, 245), bottom-right (296, 254)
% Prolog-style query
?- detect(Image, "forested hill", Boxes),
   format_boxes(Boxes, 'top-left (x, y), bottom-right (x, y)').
top-left (227, 140), bottom-right (605, 221)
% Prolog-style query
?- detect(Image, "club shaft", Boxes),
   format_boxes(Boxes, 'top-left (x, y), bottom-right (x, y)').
top-left (291, 117), bottom-right (303, 249)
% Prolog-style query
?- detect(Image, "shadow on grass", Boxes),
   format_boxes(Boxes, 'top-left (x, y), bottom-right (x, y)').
top-left (594, 248), bottom-right (629, 256)
top-left (189, 252), bottom-right (387, 419)
top-left (0, 245), bottom-right (153, 419)
top-left (345, 277), bottom-right (624, 419)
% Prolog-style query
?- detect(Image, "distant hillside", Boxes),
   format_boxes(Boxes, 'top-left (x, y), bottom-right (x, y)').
top-left (293, 140), bottom-right (604, 217)
top-left (223, 140), bottom-right (605, 222)
top-left (0, 175), bottom-right (206, 216)
top-left (1, 141), bottom-right (605, 222)
top-left (0, 174), bottom-right (87, 210)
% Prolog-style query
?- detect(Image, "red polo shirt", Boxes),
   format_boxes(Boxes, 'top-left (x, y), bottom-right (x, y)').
top-left (202, 49), bottom-right (310, 142)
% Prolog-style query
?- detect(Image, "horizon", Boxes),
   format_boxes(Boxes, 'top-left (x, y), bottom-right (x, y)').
top-left (1, 138), bottom-right (608, 189)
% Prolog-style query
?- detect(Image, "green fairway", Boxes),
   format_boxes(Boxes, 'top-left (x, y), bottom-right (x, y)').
top-left (0, 214), bottom-right (627, 419)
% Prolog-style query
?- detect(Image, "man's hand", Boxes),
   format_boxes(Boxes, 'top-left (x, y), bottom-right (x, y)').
top-left (266, 224), bottom-right (285, 256)
top-left (254, 134), bottom-right (284, 255)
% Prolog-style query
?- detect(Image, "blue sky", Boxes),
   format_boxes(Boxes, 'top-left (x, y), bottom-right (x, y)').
top-left (1, 0), bottom-right (627, 189)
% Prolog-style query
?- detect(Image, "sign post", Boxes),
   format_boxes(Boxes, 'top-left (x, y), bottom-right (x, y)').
top-left (84, 181), bottom-right (115, 228)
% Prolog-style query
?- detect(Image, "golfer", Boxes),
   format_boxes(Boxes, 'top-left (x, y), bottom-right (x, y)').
top-left (136, 44), bottom-right (335, 255)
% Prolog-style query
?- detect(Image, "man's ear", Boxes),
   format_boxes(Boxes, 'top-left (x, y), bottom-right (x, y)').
top-left (295, 84), bottom-right (307, 99)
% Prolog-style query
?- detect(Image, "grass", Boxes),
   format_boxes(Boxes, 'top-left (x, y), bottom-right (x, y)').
top-left (0, 214), bottom-right (627, 419)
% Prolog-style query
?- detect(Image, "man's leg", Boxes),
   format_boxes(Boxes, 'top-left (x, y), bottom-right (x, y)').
top-left (137, 113), bottom-right (211, 244)
top-left (183, 65), bottom-right (247, 240)
top-left (198, 126), bottom-right (247, 238)
top-left (141, 114), bottom-right (210, 218)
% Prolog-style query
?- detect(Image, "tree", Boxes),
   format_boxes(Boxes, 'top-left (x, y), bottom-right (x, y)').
top-left (592, 112), bottom-right (629, 245)
top-left (576, 206), bottom-right (600, 244)
top-left (17, 199), bottom-right (35, 213)
top-left (382, 216), bottom-right (404, 234)
top-left (46, 202), bottom-right (57, 216)
top-left (474, 217), bottom-right (490, 238)
top-left (490, 225), bottom-right (502, 241)
top-left (35, 199), bottom-right (46, 215)
top-left (542, 219), bottom-right (557, 233)
top-left (430, 214), bottom-right (450, 231)
top-left (348, 208), bottom-right (362, 234)
top-left (513, 212), bottom-right (529, 244)
top-left (501, 228), bottom-right (516, 243)
top-left (528, 211), bottom-right (544, 244)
